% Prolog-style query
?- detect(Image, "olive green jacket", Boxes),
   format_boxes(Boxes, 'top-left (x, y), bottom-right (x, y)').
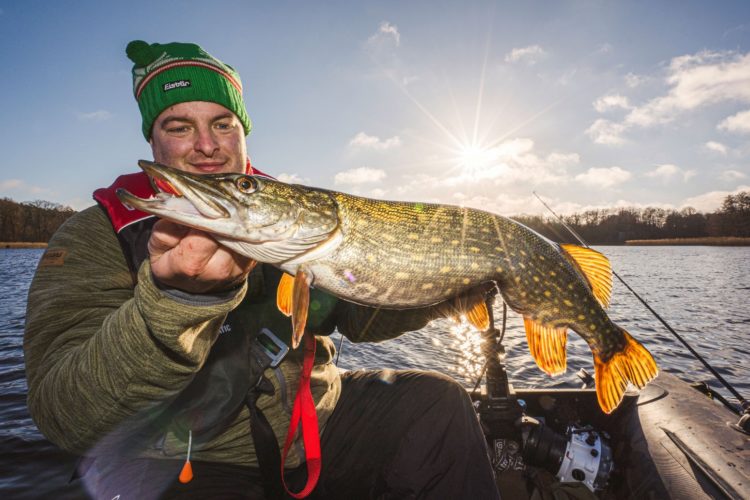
top-left (24, 206), bottom-right (437, 467)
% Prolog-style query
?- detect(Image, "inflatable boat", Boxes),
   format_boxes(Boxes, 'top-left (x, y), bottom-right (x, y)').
top-left (473, 351), bottom-right (749, 499)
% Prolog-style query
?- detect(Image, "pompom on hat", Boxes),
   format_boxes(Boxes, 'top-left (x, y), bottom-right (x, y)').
top-left (126, 40), bottom-right (252, 140)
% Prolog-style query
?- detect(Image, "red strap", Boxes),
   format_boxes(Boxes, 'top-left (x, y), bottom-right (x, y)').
top-left (281, 333), bottom-right (322, 498)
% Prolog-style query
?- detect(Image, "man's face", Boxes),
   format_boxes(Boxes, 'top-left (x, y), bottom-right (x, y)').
top-left (150, 101), bottom-right (247, 175)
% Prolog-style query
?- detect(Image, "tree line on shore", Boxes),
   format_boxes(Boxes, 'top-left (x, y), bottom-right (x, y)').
top-left (1, 191), bottom-right (748, 244)
top-left (514, 191), bottom-right (750, 244)
top-left (0, 198), bottom-right (76, 243)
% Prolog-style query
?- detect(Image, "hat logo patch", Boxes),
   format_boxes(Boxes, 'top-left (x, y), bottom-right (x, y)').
top-left (163, 80), bottom-right (191, 92)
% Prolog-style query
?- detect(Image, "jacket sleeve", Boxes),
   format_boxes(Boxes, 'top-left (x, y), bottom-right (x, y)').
top-left (23, 207), bottom-right (247, 454)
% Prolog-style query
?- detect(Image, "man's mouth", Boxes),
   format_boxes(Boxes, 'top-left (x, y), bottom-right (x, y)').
top-left (190, 161), bottom-right (227, 173)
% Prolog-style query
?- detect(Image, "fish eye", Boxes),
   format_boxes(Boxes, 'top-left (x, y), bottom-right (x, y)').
top-left (235, 176), bottom-right (257, 194)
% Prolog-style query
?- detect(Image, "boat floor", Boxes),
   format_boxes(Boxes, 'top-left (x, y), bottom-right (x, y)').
top-left (474, 371), bottom-right (749, 499)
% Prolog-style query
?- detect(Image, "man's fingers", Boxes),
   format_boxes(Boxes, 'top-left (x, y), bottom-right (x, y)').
top-left (205, 244), bottom-right (257, 280)
top-left (148, 223), bottom-right (256, 293)
top-left (149, 220), bottom-right (190, 255)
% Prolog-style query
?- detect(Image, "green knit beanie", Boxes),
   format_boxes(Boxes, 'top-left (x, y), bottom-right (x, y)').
top-left (126, 40), bottom-right (252, 140)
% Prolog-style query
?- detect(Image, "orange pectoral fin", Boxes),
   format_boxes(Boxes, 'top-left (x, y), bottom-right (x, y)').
top-left (523, 317), bottom-right (567, 376)
top-left (465, 301), bottom-right (490, 331)
top-left (593, 329), bottom-right (658, 414)
top-left (291, 269), bottom-right (311, 349)
top-left (276, 272), bottom-right (295, 317)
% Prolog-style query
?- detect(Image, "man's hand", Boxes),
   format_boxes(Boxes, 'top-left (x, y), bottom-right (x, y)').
top-left (148, 219), bottom-right (256, 294)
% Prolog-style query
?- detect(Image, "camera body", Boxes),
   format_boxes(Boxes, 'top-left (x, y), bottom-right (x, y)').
top-left (521, 417), bottom-right (614, 491)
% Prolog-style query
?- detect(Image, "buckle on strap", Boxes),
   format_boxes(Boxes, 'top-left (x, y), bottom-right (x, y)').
top-left (251, 328), bottom-right (290, 371)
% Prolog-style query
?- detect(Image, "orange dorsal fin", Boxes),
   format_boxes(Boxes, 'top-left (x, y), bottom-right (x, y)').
top-left (523, 316), bottom-right (567, 376)
top-left (291, 269), bottom-right (311, 349)
top-left (276, 272), bottom-right (295, 317)
top-left (465, 301), bottom-right (490, 331)
top-left (560, 244), bottom-right (613, 308)
top-left (593, 328), bottom-right (658, 414)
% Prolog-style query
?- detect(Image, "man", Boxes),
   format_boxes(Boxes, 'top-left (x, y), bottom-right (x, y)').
top-left (24, 40), bottom-right (500, 499)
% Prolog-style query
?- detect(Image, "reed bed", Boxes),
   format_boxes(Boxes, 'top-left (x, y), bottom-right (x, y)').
top-left (625, 237), bottom-right (750, 246)
top-left (0, 242), bottom-right (48, 249)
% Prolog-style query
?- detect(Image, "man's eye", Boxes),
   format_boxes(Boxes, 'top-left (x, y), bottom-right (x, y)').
top-left (215, 122), bottom-right (232, 130)
top-left (167, 126), bottom-right (189, 133)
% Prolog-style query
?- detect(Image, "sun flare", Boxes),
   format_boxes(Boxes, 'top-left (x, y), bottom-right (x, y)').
top-left (457, 143), bottom-right (496, 170)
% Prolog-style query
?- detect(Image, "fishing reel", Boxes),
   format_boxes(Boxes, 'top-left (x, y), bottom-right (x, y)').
top-left (519, 417), bottom-right (614, 492)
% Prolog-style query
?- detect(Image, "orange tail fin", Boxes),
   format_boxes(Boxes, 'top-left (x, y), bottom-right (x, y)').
top-left (594, 329), bottom-right (658, 414)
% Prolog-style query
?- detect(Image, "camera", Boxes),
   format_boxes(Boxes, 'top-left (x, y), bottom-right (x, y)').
top-left (520, 417), bottom-right (614, 491)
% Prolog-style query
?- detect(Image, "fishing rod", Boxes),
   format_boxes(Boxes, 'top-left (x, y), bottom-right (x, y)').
top-left (532, 192), bottom-right (749, 413)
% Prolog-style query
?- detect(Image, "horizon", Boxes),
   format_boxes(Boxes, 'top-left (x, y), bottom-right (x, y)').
top-left (0, 186), bottom-right (744, 219)
top-left (1, 1), bottom-right (749, 215)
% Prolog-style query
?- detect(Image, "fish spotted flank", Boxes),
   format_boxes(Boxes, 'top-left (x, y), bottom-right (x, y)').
top-left (117, 160), bottom-right (658, 414)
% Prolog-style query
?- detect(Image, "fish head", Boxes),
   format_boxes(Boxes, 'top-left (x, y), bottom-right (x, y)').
top-left (116, 160), bottom-right (341, 264)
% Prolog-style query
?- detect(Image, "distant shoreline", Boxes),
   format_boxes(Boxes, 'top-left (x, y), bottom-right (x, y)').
top-left (1, 242), bottom-right (48, 249)
top-left (3, 238), bottom-right (750, 249)
top-left (625, 237), bottom-right (750, 246)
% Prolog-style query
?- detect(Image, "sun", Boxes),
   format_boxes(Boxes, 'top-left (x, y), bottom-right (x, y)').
top-left (452, 142), bottom-right (498, 178)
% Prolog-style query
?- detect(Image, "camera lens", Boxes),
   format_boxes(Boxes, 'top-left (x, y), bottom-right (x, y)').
top-left (522, 423), bottom-right (568, 472)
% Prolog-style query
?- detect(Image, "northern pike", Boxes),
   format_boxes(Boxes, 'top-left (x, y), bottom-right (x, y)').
top-left (118, 160), bottom-right (658, 413)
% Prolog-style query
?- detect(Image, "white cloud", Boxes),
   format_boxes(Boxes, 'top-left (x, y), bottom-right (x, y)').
top-left (0, 179), bottom-right (49, 194)
top-left (504, 45), bottom-right (547, 65)
top-left (589, 50), bottom-right (750, 145)
top-left (368, 21), bottom-right (400, 47)
top-left (1, 179), bottom-right (23, 189)
top-left (627, 50), bottom-right (750, 127)
top-left (402, 75), bottom-right (419, 86)
top-left (680, 185), bottom-right (750, 212)
top-left (645, 164), bottom-right (680, 180)
top-left (704, 141), bottom-right (728, 155)
top-left (625, 72), bottom-right (647, 88)
top-left (717, 109), bottom-right (750, 134)
top-left (450, 192), bottom-right (541, 215)
top-left (547, 152), bottom-right (581, 166)
top-left (723, 23), bottom-right (750, 41)
top-left (77, 110), bottom-right (113, 121)
top-left (348, 132), bottom-right (402, 150)
top-left (719, 170), bottom-right (747, 181)
top-left (556, 68), bottom-right (578, 86)
top-left (645, 164), bottom-right (696, 182)
top-left (534, 198), bottom-right (676, 217)
top-left (495, 137), bottom-right (534, 158)
top-left (277, 173), bottom-right (310, 184)
top-left (64, 197), bottom-right (93, 212)
top-left (596, 43), bottom-right (613, 55)
top-left (593, 94), bottom-right (631, 113)
top-left (585, 119), bottom-right (627, 145)
top-left (334, 167), bottom-right (387, 185)
top-left (575, 166), bottom-right (632, 188)
top-left (386, 139), bottom-right (579, 212)
top-left (451, 138), bottom-right (577, 185)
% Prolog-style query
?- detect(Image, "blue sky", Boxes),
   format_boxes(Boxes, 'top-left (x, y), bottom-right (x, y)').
top-left (1, 0), bottom-right (749, 215)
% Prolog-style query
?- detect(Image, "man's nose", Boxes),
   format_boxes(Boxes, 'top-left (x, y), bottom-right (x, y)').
top-left (194, 128), bottom-right (219, 156)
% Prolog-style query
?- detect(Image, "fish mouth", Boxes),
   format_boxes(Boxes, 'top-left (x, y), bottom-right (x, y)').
top-left (117, 160), bottom-right (231, 222)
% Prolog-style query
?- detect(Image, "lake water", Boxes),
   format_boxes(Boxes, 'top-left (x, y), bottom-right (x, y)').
top-left (1, 246), bottom-right (748, 498)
